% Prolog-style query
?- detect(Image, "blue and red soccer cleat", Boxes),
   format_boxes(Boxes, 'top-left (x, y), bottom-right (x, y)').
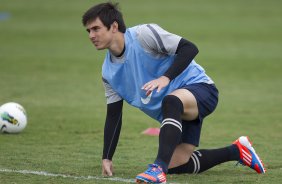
top-left (233, 136), bottom-right (266, 174)
top-left (136, 164), bottom-right (166, 184)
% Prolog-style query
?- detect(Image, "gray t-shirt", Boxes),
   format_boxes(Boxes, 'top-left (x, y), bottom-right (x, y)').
top-left (103, 24), bottom-right (182, 104)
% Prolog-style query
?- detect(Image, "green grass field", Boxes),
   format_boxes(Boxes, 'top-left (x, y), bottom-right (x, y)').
top-left (1, 0), bottom-right (282, 183)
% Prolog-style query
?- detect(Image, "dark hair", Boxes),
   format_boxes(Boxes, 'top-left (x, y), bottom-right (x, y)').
top-left (82, 2), bottom-right (126, 33)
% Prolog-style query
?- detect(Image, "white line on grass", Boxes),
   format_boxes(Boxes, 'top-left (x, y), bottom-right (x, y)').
top-left (0, 168), bottom-right (181, 184)
top-left (0, 168), bottom-right (135, 183)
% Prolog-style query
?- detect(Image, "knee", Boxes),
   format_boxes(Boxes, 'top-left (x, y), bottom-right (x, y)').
top-left (162, 95), bottom-right (184, 113)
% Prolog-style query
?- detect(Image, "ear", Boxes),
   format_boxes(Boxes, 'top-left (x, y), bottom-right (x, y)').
top-left (111, 21), bottom-right (119, 33)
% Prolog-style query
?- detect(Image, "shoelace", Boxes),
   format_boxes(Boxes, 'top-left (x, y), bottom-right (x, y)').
top-left (147, 164), bottom-right (162, 174)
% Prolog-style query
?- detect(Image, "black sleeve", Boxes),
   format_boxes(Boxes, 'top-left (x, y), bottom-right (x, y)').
top-left (164, 38), bottom-right (199, 81)
top-left (102, 100), bottom-right (123, 160)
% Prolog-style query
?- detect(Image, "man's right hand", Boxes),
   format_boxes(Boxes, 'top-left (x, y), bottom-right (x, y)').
top-left (102, 159), bottom-right (113, 176)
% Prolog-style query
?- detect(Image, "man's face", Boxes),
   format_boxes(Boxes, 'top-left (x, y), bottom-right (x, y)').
top-left (86, 18), bottom-right (113, 50)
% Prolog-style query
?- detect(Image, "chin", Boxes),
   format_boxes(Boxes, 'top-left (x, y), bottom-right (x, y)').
top-left (95, 45), bottom-right (106, 50)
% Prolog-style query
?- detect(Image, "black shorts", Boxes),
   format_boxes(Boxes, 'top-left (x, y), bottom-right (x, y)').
top-left (181, 83), bottom-right (219, 146)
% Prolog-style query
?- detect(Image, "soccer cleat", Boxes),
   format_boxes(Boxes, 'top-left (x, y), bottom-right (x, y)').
top-left (136, 164), bottom-right (166, 184)
top-left (233, 136), bottom-right (266, 174)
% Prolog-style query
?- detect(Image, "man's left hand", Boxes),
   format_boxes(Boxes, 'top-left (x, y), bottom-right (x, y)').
top-left (142, 76), bottom-right (170, 96)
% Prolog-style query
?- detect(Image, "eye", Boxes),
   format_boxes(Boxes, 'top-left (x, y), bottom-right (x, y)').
top-left (86, 29), bottom-right (90, 33)
top-left (93, 27), bottom-right (100, 32)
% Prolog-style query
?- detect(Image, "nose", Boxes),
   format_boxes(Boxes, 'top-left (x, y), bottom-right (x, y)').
top-left (89, 30), bottom-right (96, 40)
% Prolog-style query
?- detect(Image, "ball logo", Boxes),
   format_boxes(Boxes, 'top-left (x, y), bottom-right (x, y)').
top-left (0, 102), bottom-right (27, 133)
top-left (1, 112), bottom-right (18, 125)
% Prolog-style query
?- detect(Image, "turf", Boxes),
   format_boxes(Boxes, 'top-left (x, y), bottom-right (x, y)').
top-left (0, 0), bottom-right (282, 183)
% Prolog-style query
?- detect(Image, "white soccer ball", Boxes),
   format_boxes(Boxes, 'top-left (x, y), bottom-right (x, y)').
top-left (0, 102), bottom-right (27, 133)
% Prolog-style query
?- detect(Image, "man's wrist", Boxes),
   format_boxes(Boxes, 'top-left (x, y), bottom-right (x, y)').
top-left (161, 75), bottom-right (171, 82)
